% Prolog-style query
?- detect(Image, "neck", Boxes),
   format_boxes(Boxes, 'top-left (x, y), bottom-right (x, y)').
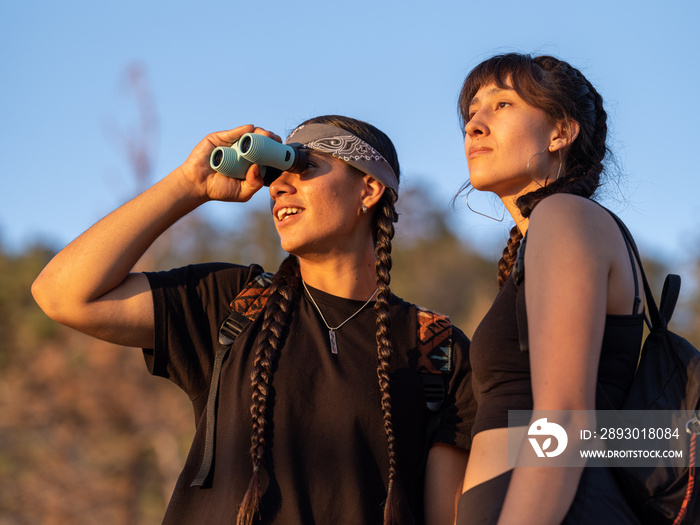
top-left (501, 195), bottom-right (529, 235)
top-left (297, 244), bottom-right (378, 300)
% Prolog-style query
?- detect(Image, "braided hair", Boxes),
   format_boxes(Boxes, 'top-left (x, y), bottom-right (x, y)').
top-left (236, 115), bottom-right (402, 525)
top-left (457, 53), bottom-right (609, 287)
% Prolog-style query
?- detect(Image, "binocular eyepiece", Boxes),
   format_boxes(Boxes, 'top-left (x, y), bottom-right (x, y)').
top-left (210, 133), bottom-right (307, 186)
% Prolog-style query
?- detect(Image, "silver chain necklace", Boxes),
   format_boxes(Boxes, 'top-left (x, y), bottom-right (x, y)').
top-left (302, 279), bottom-right (378, 354)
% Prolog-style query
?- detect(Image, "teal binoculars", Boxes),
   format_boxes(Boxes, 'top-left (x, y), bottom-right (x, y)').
top-left (210, 133), bottom-right (307, 186)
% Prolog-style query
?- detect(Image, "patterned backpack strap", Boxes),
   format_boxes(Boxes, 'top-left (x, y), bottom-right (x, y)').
top-left (416, 306), bottom-right (453, 412)
top-left (416, 306), bottom-right (453, 374)
top-left (191, 271), bottom-right (274, 488)
top-left (219, 272), bottom-right (274, 344)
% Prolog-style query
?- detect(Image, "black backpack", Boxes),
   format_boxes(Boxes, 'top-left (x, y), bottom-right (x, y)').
top-left (191, 272), bottom-right (454, 487)
top-left (606, 213), bottom-right (700, 525)
top-left (514, 209), bottom-right (700, 525)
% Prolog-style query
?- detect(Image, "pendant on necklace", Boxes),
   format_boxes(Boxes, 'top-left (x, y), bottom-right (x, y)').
top-left (329, 329), bottom-right (339, 354)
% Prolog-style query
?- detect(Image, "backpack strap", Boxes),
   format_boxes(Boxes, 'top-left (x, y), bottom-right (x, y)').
top-left (603, 209), bottom-right (680, 330)
top-left (416, 306), bottom-right (453, 411)
top-left (191, 272), bottom-right (274, 487)
top-left (415, 305), bottom-right (453, 488)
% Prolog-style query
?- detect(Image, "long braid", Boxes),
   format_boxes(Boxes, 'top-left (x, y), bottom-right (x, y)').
top-left (236, 255), bottom-right (300, 525)
top-left (497, 225), bottom-right (524, 289)
top-left (373, 190), bottom-right (400, 524)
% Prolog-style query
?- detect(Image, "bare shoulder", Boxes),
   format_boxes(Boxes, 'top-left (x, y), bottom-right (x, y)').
top-left (528, 194), bottom-right (617, 244)
top-left (525, 195), bottom-right (626, 275)
top-left (529, 193), bottom-right (610, 225)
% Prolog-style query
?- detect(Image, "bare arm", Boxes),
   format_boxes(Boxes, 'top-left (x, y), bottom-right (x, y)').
top-left (496, 195), bottom-right (631, 524)
top-left (425, 443), bottom-right (469, 525)
top-left (32, 125), bottom-right (269, 348)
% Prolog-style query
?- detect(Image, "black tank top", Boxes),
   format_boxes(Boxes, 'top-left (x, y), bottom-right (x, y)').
top-left (470, 274), bottom-right (644, 437)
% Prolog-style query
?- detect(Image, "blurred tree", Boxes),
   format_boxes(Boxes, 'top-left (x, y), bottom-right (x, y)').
top-left (688, 258), bottom-right (700, 348)
top-left (0, 244), bottom-right (59, 364)
top-left (392, 185), bottom-right (497, 336)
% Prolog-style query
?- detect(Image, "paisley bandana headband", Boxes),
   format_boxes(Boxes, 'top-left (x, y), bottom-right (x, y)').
top-left (285, 123), bottom-right (399, 195)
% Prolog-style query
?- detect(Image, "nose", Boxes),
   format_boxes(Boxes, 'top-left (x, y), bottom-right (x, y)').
top-left (269, 170), bottom-right (297, 200)
top-left (464, 111), bottom-right (488, 138)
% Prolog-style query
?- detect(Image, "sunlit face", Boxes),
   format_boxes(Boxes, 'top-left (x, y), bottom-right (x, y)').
top-left (269, 151), bottom-right (370, 257)
top-left (464, 81), bottom-right (561, 198)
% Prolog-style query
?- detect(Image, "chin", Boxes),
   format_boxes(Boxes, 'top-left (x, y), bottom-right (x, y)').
top-left (279, 240), bottom-right (298, 255)
top-left (469, 174), bottom-right (517, 195)
top-left (275, 233), bottom-right (293, 252)
top-left (279, 238), bottom-right (311, 258)
top-left (467, 170), bottom-right (488, 190)
top-left (469, 179), bottom-right (492, 192)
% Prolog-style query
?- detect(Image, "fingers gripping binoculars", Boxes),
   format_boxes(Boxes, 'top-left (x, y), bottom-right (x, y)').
top-left (210, 133), bottom-right (307, 186)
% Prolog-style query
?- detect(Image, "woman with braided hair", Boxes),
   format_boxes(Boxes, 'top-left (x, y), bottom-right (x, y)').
top-left (454, 54), bottom-right (644, 524)
top-left (32, 115), bottom-right (476, 524)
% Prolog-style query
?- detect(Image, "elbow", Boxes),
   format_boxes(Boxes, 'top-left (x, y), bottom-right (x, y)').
top-left (559, 410), bottom-right (596, 433)
top-left (31, 273), bottom-right (51, 314)
top-left (530, 407), bottom-right (596, 443)
top-left (32, 272), bottom-right (69, 325)
top-left (32, 283), bottom-right (55, 327)
top-left (532, 398), bottom-right (597, 438)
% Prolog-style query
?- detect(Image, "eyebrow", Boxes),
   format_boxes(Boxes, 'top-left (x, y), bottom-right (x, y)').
top-left (307, 150), bottom-right (331, 162)
top-left (469, 86), bottom-right (515, 107)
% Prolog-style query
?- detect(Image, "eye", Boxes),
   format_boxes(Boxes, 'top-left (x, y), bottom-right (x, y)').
top-left (303, 154), bottom-right (318, 168)
top-left (496, 101), bottom-right (511, 110)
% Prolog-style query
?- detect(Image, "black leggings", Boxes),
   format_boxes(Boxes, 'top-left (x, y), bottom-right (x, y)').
top-left (457, 467), bottom-right (640, 524)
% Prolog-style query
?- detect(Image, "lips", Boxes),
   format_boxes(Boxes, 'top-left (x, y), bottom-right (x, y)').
top-left (468, 144), bottom-right (492, 159)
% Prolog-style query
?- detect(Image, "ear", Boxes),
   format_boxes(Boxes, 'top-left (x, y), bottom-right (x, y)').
top-left (549, 119), bottom-right (580, 152)
top-left (360, 174), bottom-right (386, 211)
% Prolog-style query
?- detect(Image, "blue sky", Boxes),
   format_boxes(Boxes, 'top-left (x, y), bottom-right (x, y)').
top-left (2, 1), bottom-right (699, 286)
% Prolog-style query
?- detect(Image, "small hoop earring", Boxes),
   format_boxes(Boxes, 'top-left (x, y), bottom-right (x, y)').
top-left (361, 205), bottom-right (368, 214)
top-left (465, 186), bottom-right (505, 222)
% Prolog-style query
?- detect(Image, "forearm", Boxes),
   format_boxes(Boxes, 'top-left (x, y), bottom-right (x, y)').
top-left (425, 444), bottom-right (469, 525)
top-left (496, 411), bottom-right (593, 524)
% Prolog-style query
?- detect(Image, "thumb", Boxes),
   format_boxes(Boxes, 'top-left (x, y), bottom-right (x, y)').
top-left (239, 164), bottom-right (265, 195)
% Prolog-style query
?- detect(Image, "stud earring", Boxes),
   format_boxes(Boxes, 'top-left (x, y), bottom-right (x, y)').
top-left (361, 205), bottom-right (368, 214)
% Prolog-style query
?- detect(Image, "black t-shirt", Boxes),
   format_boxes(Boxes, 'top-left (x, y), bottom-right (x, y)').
top-left (143, 262), bottom-right (475, 524)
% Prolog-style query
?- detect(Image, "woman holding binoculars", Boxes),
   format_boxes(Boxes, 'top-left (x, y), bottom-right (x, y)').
top-left (32, 115), bottom-right (476, 525)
